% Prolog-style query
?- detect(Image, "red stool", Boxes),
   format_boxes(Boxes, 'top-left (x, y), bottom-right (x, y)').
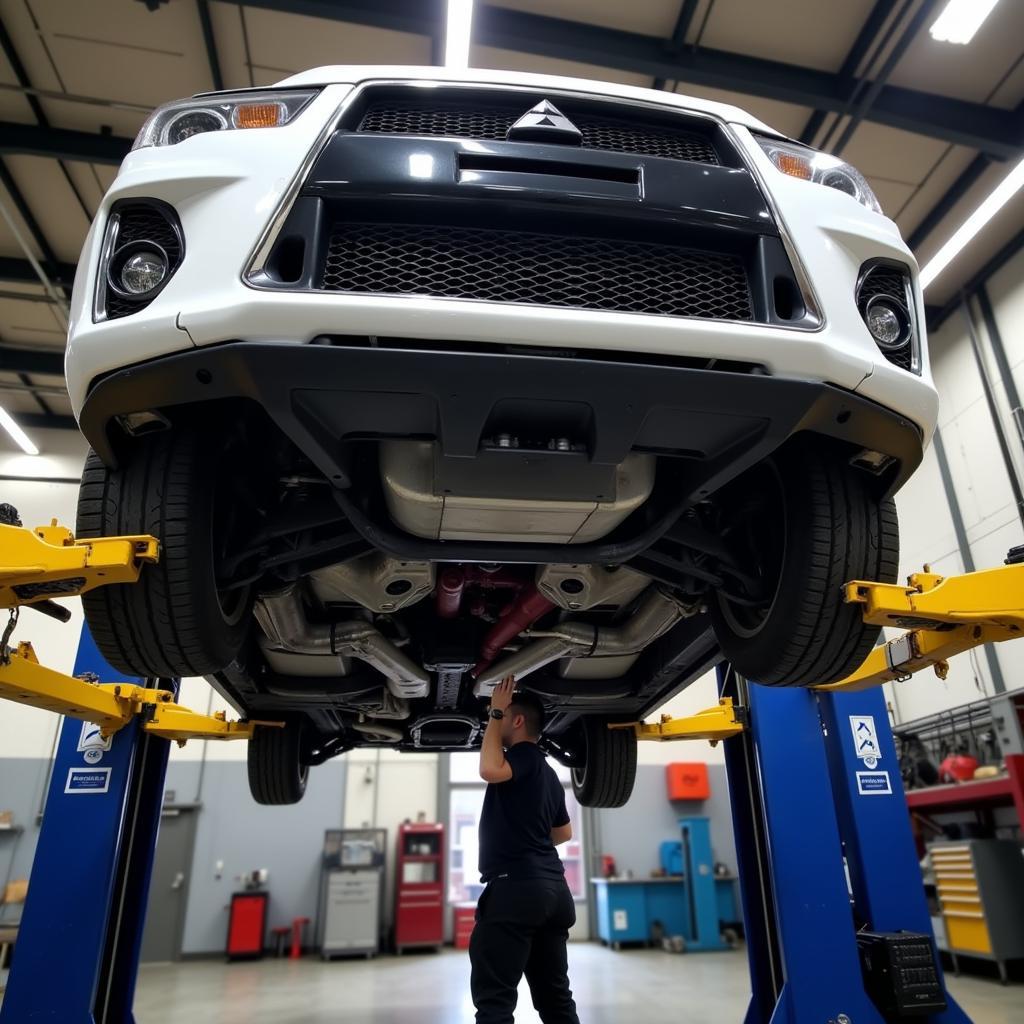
top-left (289, 916), bottom-right (310, 959)
top-left (271, 926), bottom-right (290, 958)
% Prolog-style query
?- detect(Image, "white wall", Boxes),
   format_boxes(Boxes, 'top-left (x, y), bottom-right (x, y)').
top-left (886, 247), bottom-right (1024, 723)
top-left (638, 669), bottom-right (726, 766)
top-left (343, 748), bottom-right (439, 927)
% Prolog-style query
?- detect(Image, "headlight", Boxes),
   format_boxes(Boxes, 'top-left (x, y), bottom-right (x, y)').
top-left (755, 137), bottom-right (883, 214)
top-left (133, 89), bottom-right (318, 150)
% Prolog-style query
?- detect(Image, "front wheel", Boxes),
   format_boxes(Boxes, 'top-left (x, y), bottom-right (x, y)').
top-left (76, 426), bottom-right (253, 679)
top-left (710, 437), bottom-right (899, 687)
top-left (570, 717), bottom-right (637, 808)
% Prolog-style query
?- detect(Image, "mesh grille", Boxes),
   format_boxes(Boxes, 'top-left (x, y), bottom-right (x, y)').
top-left (104, 203), bottom-right (182, 321)
top-left (857, 264), bottom-right (914, 371)
top-left (321, 222), bottom-right (752, 321)
top-left (358, 102), bottom-right (719, 165)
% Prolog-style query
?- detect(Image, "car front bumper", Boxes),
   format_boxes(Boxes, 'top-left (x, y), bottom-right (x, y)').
top-left (66, 77), bottom-right (938, 446)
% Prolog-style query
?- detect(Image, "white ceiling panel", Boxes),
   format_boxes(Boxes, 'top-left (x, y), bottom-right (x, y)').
top-left (701, 0), bottom-right (877, 73)
top-left (892, 145), bottom-right (977, 239)
top-left (888, 2), bottom-right (1024, 107)
top-left (0, 293), bottom-right (66, 346)
top-left (473, 46), bottom-right (654, 89)
top-left (4, 155), bottom-right (91, 263)
top-left (671, 81), bottom-right (811, 137)
top-left (840, 121), bottom-right (956, 189)
top-left (244, 8), bottom-right (432, 73)
top-left (498, 0), bottom-right (682, 38)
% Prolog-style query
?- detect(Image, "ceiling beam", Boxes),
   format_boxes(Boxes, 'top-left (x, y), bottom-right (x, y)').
top-left (653, 0), bottom-right (700, 90)
top-left (908, 153), bottom-right (991, 253)
top-left (0, 122), bottom-right (132, 165)
top-left (16, 411), bottom-right (77, 432)
top-left (831, 0), bottom-right (941, 157)
top-left (0, 256), bottom-right (77, 288)
top-left (236, 0), bottom-right (1023, 158)
top-left (0, 344), bottom-right (65, 377)
top-left (800, 0), bottom-right (897, 146)
top-left (196, 0), bottom-right (225, 91)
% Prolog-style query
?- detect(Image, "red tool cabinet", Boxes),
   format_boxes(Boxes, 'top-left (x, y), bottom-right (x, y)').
top-left (226, 891), bottom-right (268, 960)
top-left (394, 823), bottom-right (444, 953)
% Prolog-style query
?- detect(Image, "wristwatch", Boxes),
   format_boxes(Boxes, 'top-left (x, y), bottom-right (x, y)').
top-left (488, 708), bottom-right (504, 721)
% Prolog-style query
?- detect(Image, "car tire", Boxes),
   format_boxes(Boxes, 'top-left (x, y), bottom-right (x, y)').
top-left (571, 717), bottom-right (637, 808)
top-left (248, 721), bottom-right (309, 806)
top-left (710, 436), bottom-right (899, 687)
top-left (76, 427), bottom-right (253, 679)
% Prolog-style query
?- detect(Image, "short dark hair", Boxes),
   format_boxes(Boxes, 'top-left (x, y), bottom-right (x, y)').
top-left (509, 690), bottom-right (545, 738)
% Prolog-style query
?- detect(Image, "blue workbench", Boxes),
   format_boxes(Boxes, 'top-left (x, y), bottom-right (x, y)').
top-left (592, 877), bottom-right (688, 947)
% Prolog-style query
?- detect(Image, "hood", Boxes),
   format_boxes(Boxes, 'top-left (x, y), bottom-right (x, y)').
top-left (275, 65), bottom-right (776, 134)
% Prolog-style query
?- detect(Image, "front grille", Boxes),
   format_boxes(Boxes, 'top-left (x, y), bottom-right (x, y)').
top-left (102, 201), bottom-right (183, 321)
top-left (321, 222), bottom-right (752, 321)
top-left (857, 263), bottom-right (915, 372)
top-left (357, 102), bottom-right (719, 165)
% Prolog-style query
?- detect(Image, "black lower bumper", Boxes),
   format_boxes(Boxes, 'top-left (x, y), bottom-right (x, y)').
top-left (80, 340), bottom-right (922, 505)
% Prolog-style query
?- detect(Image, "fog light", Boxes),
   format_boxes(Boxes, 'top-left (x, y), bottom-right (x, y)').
top-left (120, 249), bottom-right (167, 295)
top-left (865, 297), bottom-right (909, 350)
top-left (108, 241), bottom-right (172, 300)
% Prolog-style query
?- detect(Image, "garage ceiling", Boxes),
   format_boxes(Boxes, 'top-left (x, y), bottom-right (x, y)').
top-left (0, 0), bottom-right (1021, 431)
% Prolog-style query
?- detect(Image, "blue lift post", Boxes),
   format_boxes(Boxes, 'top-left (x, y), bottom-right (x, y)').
top-left (0, 627), bottom-right (175, 1024)
top-left (720, 664), bottom-right (971, 1024)
top-left (678, 817), bottom-right (731, 953)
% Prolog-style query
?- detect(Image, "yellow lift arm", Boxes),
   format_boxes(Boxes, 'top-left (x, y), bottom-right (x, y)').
top-left (624, 560), bottom-right (1024, 744)
top-left (0, 518), bottom-right (268, 744)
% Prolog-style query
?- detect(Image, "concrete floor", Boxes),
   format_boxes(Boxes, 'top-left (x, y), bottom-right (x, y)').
top-left (128, 944), bottom-right (1023, 1024)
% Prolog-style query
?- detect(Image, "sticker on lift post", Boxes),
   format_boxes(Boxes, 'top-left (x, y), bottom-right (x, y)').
top-left (64, 767), bottom-right (112, 794)
top-left (849, 715), bottom-right (882, 768)
top-left (77, 721), bottom-right (113, 765)
top-left (856, 771), bottom-right (892, 796)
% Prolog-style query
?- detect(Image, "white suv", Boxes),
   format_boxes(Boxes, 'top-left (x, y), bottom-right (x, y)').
top-left (67, 66), bottom-right (933, 808)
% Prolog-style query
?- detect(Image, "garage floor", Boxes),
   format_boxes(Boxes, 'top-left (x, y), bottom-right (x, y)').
top-left (130, 945), bottom-right (1022, 1023)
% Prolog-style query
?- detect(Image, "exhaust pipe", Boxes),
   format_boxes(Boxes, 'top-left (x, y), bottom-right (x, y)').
top-left (472, 587), bottom-right (696, 695)
top-left (255, 585), bottom-right (430, 699)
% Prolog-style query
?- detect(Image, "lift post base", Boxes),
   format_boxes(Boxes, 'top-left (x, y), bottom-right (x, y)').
top-left (0, 635), bottom-right (172, 1024)
top-left (721, 667), bottom-right (971, 1024)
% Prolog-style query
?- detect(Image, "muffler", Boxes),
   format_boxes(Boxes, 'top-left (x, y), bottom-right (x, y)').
top-left (255, 584), bottom-right (430, 699)
top-left (472, 586), bottom-right (696, 695)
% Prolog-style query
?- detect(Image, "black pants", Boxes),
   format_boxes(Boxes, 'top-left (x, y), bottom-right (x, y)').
top-left (470, 876), bottom-right (580, 1024)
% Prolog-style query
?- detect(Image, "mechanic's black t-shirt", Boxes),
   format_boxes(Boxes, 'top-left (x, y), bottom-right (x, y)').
top-left (478, 741), bottom-right (571, 883)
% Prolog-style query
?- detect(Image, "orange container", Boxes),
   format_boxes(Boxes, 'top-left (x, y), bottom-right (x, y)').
top-left (666, 762), bottom-right (710, 801)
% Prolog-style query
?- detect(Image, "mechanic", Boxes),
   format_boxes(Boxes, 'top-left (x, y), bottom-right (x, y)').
top-left (470, 676), bottom-right (580, 1024)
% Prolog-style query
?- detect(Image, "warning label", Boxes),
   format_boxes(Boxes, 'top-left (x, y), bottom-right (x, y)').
top-left (856, 771), bottom-right (892, 796)
top-left (64, 767), bottom-right (112, 795)
top-left (849, 715), bottom-right (882, 768)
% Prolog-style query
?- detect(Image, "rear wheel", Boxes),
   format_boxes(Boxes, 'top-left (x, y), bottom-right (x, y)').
top-left (76, 426), bottom-right (253, 678)
top-left (248, 721), bottom-right (309, 806)
top-left (570, 717), bottom-right (637, 808)
top-left (710, 436), bottom-right (899, 687)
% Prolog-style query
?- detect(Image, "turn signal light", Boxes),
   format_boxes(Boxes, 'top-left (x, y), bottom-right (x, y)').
top-left (772, 152), bottom-right (813, 180)
top-left (233, 102), bottom-right (285, 129)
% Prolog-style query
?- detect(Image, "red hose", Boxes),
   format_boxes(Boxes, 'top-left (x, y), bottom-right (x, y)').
top-left (473, 586), bottom-right (555, 677)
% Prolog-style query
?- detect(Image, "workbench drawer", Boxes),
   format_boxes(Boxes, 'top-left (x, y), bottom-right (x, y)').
top-left (944, 910), bottom-right (992, 954)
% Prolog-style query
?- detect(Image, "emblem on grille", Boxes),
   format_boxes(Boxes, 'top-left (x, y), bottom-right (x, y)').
top-left (506, 100), bottom-right (583, 145)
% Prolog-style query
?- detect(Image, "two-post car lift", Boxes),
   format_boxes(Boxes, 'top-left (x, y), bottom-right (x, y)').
top-left (0, 512), bottom-right (1021, 1021)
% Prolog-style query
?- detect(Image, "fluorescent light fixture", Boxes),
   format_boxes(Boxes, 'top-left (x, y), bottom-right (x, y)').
top-left (0, 405), bottom-right (39, 456)
top-left (919, 154), bottom-right (1024, 290)
top-left (930, 0), bottom-right (1000, 44)
top-left (445, 0), bottom-right (474, 68)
